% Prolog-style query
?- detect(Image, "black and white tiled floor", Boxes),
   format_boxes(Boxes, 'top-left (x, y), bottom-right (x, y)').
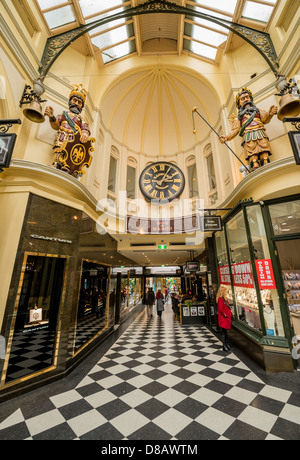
top-left (0, 303), bottom-right (300, 440)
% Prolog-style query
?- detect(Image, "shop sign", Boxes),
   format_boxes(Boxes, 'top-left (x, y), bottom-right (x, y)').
top-left (126, 215), bottom-right (200, 234)
top-left (219, 262), bottom-right (254, 288)
top-left (199, 215), bottom-right (222, 232)
top-left (255, 259), bottom-right (276, 289)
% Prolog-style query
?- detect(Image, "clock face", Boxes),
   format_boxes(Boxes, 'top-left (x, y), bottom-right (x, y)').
top-left (139, 162), bottom-right (185, 202)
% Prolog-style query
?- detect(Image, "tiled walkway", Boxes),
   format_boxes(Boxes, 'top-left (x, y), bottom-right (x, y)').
top-left (0, 302), bottom-right (300, 440)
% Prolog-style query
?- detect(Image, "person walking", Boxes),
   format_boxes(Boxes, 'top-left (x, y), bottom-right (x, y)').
top-left (145, 287), bottom-right (155, 318)
top-left (217, 285), bottom-right (232, 352)
top-left (171, 293), bottom-right (180, 321)
top-left (156, 289), bottom-right (164, 319)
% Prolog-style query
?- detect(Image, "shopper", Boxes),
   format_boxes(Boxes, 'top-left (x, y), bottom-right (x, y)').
top-left (156, 289), bottom-right (164, 318)
top-left (171, 293), bottom-right (180, 321)
top-left (145, 287), bottom-right (155, 318)
top-left (217, 285), bottom-right (232, 352)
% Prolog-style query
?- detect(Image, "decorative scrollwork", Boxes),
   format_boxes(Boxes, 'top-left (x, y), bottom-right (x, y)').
top-left (0, 124), bottom-right (12, 134)
top-left (231, 24), bottom-right (279, 73)
top-left (291, 120), bottom-right (300, 131)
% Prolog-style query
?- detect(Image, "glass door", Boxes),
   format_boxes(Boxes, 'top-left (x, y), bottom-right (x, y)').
top-left (275, 239), bottom-right (300, 336)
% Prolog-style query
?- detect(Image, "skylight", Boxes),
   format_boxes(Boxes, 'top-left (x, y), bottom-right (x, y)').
top-left (242, 1), bottom-right (275, 23)
top-left (35, 0), bottom-right (279, 65)
top-left (43, 5), bottom-right (76, 30)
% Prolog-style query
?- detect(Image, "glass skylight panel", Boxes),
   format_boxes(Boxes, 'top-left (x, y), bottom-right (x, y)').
top-left (190, 7), bottom-right (230, 34)
top-left (79, 0), bottom-right (122, 18)
top-left (189, 24), bottom-right (227, 47)
top-left (91, 24), bottom-right (133, 50)
top-left (85, 7), bottom-right (127, 36)
top-left (37, 0), bottom-right (64, 9)
top-left (102, 41), bottom-right (136, 64)
top-left (44, 5), bottom-right (76, 30)
top-left (242, 1), bottom-right (274, 23)
top-left (89, 19), bottom-right (127, 37)
top-left (192, 0), bottom-right (238, 15)
top-left (184, 39), bottom-right (217, 61)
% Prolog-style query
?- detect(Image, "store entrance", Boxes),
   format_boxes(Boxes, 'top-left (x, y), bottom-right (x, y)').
top-left (145, 277), bottom-right (181, 299)
top-left (275, 238), bottom-right (300, 366)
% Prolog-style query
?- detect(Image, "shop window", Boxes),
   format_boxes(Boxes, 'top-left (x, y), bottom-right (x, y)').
top-left (276, 239), bottom-right (300, 337)
top-left (269, 199), bottom-right (300, 236)
top-left (4, 254), bottom-right (66, 383)
top-left (226, 210), bottom-right (262, 332)
top-left (108, 155), bottom-right (118, 192)
top-left (73, 261), bottom-right (109, 353)
top-left (246, 205), bottom-right (284, 337)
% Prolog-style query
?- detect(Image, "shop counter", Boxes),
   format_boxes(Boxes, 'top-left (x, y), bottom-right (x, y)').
top-left (180, 302), bottom-right (207, 325)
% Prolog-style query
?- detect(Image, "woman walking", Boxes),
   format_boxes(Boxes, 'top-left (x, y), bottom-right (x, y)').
top-left (156, 289), bottom-right (164, 318)
top-left (217, 285), bottom-right (232, 352)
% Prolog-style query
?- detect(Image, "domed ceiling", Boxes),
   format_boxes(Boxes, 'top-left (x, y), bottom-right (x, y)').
top-left (100, 65), bottom-right (220, 156)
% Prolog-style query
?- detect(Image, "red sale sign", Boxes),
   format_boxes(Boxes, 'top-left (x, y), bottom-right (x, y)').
top-left (219, 262), bottom-right (254, 288)
top-left (218, 265), bottom-right (231, 286)
top-left (255, 259), bottom-right (276, 289)
top-left (231, 262), bottom-right (254, 288)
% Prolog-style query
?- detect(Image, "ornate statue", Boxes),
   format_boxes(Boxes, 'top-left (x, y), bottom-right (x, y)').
top-left (219, 88), bottom-right (277, 171)
top-left (45, 84), bottom-right (94, 177)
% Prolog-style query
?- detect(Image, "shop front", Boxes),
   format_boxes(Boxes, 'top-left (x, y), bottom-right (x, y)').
top-left (214, 196), bottom-right (299, 372)
top-left (0, 194), bottom-right (143, 401)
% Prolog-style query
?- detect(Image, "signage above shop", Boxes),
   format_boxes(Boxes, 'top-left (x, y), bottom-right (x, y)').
top-left (186, 261), bottom-right (199, 272)
top-left (126, 215), bottom-right (200, 235)
top-left (200, 215), bottom-right (222, 232)
top-left (30, 234), bottom-right (72, 244)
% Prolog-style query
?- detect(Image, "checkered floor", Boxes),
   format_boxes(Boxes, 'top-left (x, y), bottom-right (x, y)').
top-left (0, 303), bottom-right (300, 440)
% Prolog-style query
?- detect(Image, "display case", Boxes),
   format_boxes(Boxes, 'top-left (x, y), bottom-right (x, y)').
top-left (283, 270), bottom-right (300, 335)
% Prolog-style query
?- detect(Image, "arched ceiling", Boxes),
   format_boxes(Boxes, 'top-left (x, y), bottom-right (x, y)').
top-left (35, 0), bottom-right (279, 156)
top-left (100, 65), bottom-right (220, 156)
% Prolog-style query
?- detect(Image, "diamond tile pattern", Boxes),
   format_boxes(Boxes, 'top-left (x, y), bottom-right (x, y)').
top-left (1, 304), bottom-right (300, 440)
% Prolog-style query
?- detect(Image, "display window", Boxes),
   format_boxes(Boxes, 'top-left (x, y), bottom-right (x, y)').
top-left (269, 199), bottom-right (300, 236)
top-left (73, 261), bottom-right (109, 353)
top-left (3, 254), bottom-right (66, 384)
top-left (215, 200), bottom-right (297, 344)
top-left (246, 205), bottom-right (284, 337)
top-left (277, 240), bottom-right (300, 336)
top-left (225, 210), bottom-right (262, 331)
top-left (268, 199), bottom-right (300, 359)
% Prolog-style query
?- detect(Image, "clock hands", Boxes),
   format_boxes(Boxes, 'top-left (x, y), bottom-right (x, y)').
top-left (157, 166), bottom-right (171, 186)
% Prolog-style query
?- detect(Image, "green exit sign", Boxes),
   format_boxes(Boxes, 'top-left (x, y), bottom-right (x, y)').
top-left (158, 244), bottom-right (167, 250)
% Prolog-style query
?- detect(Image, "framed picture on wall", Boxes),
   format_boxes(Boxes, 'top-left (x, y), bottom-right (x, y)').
top-left (288, 131), bottom-right (300, 165)
top-left (0, 133), bottom-right (17, 168)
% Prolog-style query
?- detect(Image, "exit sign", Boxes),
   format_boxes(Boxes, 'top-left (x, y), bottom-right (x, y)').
top-left (158, 244), bottom-right (167, 250)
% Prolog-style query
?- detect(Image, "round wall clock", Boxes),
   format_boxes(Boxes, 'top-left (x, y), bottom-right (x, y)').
top-left (139, 162), bottom-right (185, 202)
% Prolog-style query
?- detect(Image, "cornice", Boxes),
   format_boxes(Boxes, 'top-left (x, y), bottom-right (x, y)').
top-left (0, 159), bottom-right (98, 215)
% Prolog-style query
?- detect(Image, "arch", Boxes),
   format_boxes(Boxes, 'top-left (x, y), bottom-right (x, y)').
top-left (39, 0), bottom-right (279, 79)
